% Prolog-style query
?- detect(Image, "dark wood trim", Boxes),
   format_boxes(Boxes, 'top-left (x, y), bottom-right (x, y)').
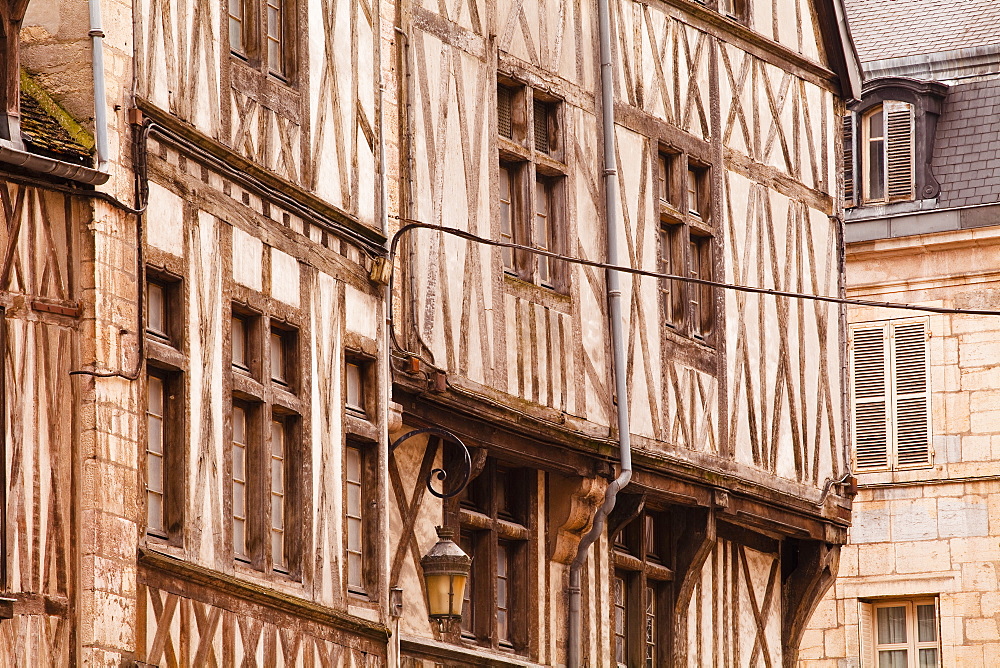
top-left (138, 549), bottom-right (390, 641)
top-left (135, 100), bottom-right (385, 252)
top-left (781, 540), bottom-right (840, 668)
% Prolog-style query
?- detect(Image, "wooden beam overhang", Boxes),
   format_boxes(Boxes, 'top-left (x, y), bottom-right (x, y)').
top-left (138, 550), bottom-right (391, 643)
top-left (135, 100), bottom-right (387, 257)
top-left (393, 376), bottom-right (852, 544)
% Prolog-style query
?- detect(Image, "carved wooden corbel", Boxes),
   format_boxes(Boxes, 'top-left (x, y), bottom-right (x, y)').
top-left (547, 473), bottom-right (608, 564)
top-left (781, 539), bottom-right (841, 668)
top-left (671, 506), bottom-right (716, 667)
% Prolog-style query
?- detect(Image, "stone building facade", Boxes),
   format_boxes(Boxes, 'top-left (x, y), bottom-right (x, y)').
top-left (799, 1), bottom-right (1000, 666)
top-left (0, 0), bottom-right (859, 666)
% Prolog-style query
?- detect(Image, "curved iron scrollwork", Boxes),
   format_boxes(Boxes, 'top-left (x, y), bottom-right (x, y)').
top-left (390, 427), bottom-right (472, 499)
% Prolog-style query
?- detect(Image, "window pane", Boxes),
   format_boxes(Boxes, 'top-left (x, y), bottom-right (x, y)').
top-left (497, 542), bottom-right (510, 643)
top-left (868, 137), bottom-right (885, 200)
top-left (232, 405), bottom-right (248, 559)
top-left (878, 650), bottom-right (907, 668)
top-left (499, 166), bottom-right (514, 271)
top-left (535, 179), bottom-right (551, 286)
top-left (460, 532), bottom-right (475, 636)
top-left (228, 0), bottom-right (244, 53)
top-left (658, 154), bottom-right (669, 204)
top-left (346, 446), bottom-right (364, 590)
top-left (917, 604), bottom-right (937, 642)
top-left (147, 282), bottom-right (166, 337)
top-left (614, 576), bottom-right (627, 667)
top-left (645, 586), bottom-right (656, 667)
top-left (146, 375), bottom-right (165, 535)
top-left (687, 169), bottom-right (699, 215)
top-left (270, 420), bottom-right (286, 571)
top-left (270, 331), bottom-right (286, 383)
top-left (918, 648), bottom-right (938, 668)
top-left (877, 606), bottom-right (907, 644)
top-left (232, 316), bottom-right (247, 369)
top-left (345, 362), bottom-right (363, 412)
top-left (266, 0), bottom-right (284, 74)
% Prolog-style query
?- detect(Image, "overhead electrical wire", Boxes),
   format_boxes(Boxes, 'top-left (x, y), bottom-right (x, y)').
top-left (387, 218), bottom-right (1000, 330)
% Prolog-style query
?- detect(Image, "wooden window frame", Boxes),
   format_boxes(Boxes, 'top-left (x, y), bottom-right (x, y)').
top-left (849, 319), bottom-right (932, 472)
top-left (343, 438), bottom-right (378, 598)
top-left (611, 510), bottom-right (674, 668)
top-left (229, 301), bottom-right (304, 578)
top-left (143, 267), bottom-right (186, 546)
top-left (497, 78), bottom-right (568, 293)
top-left (344, 356), bottom-right (372, 419)
top-left (227, 0), bottom-right (297, 85)
top-left (860, 598), bottom-right (940, 668)
top-left (859, 102), bottom-right (915, 205)
top-left (451, 460), bottom-right (535, 655)
top-left (658, 149), bottom-right (716, 344)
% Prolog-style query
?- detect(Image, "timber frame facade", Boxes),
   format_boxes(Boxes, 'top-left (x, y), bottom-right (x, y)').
top-left (0, 0), bottom-right (859, 666)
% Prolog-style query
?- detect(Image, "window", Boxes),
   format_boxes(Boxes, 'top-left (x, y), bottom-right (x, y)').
top-left (345, 443), bottom-right (365, 593)
top-left (850, 320), bottom-right (931, 471)
top-left (456, 461), bottom-right (533, 653)
top-left (496, 80), bottom-right (566, 291)
top-left (228, 0), bottom-right (295, 81)
top-left (860, 599), bottom-right (940, 668)
top-left (658, 150), bottom-right (715, 341)
top-left (718, 0), bottom-right (748, 22)
top-left (345, 359), bottom-right (368, 418)
top-left (845, 101), bottom-right (915, 206)
top-left (611, 511), bottom-right (673, 668)
top-left (229, 303), bottom-right (302, 575)
top-left (144, 271), bottom-right (185, 543)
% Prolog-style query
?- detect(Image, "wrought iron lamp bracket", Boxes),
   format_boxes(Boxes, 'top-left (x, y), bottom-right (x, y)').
top-left (389, 427), bottom-right (472, 499)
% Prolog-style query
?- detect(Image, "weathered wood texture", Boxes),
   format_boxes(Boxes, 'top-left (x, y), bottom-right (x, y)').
top-left (135, 0), bottom-right (382, 227)
top-left (403, 0), bottom-right (843, 487)
top-left (0, 183), bottom-right (75, 665)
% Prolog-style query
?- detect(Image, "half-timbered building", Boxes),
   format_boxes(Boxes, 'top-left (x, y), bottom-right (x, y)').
top-left (0, 0), bottom-right (859, 665)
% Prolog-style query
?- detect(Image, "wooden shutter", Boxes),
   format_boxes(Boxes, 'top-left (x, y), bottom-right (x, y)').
top-left (498, 86), bottom-right (513, 139)
top-left (858, 601), bottom-right (874, 668)
top-left (843, 113), bottom-right (856, 207)
top-left (885, 101), bottom-right (914, 201)
top-left (851, 324), bottom-right (890, 470)
top-left (891, 320), bottom-right (931, 467)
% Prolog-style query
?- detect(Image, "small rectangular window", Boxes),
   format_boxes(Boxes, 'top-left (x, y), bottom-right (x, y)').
top-left (270, 418), bottom-right (287, 572)
top-left (497, 541), bottom-right (512, 646)
top-left (232, 403), bottom-right (250, 561)
top-left (499, 165), bottom-right (516, 273)
top-left (862, 599), bottom-right (940, 668)
top-left (146, 281), bottom-right (168, 341)
top-left (659, 224), bottom-right (683, 327)
top-left (460, 531), bottom-right (476, 638)
top-left (690, 234), bottom-right (714, 339)
top-left (229, 0), bottom-right (246, 55)
top-left (146, 374), bottom-right (166, 537)
top-left (232, 312), bottom-right (252, 373)
top-left (614, 574), bottom-right (627, 668)
top-left (270, 328), bottom-right (288, 384)
top-left (346, 444), bottom-right (364, 592)
top-left (345, 360), bottom-right (366, 416)
top-left (687, 166), bottom-right (710, 219)
top-left (266, 0), bottom-right (286, 77)
top-left (534, 178), bottom-right (553, 288)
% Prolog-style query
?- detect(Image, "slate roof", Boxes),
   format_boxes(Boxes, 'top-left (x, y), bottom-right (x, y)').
top-left (931, 77), bottom-right (1000, 208)
top-left (844, 0), bottom-right (1000, 63)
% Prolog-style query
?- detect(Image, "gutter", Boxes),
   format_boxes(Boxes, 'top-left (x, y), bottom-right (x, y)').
top-left (0, 0), bottom-right (111, 184)
top-left (0, 142), bottom-right (109, 185)
top-left (566, 0), bottom-right (632, 663)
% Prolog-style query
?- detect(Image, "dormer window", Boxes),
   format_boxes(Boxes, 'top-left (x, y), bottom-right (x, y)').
top-left (843, 78), bottom-right (948, 209)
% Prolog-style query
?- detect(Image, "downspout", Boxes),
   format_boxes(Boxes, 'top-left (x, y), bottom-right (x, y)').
top-left (567, 0), bottom-right (631, 664)
top-left (88, 0), bottom-right (111, 173)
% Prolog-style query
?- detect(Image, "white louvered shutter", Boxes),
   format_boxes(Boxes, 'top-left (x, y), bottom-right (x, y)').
top-left (891, 320), bottom-right (931, 467)
top-left (885, 100), bottom-right (914, 202)
top-left (858, 601), bottom-right (874, 668)
top-left (843, 113), bottom-right (856, 207)
top-left (851, 324), bottom-right (890, 470)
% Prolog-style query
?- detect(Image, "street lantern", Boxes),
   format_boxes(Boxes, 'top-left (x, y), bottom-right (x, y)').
top-left (420, 526), bottom-right (471, 628)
